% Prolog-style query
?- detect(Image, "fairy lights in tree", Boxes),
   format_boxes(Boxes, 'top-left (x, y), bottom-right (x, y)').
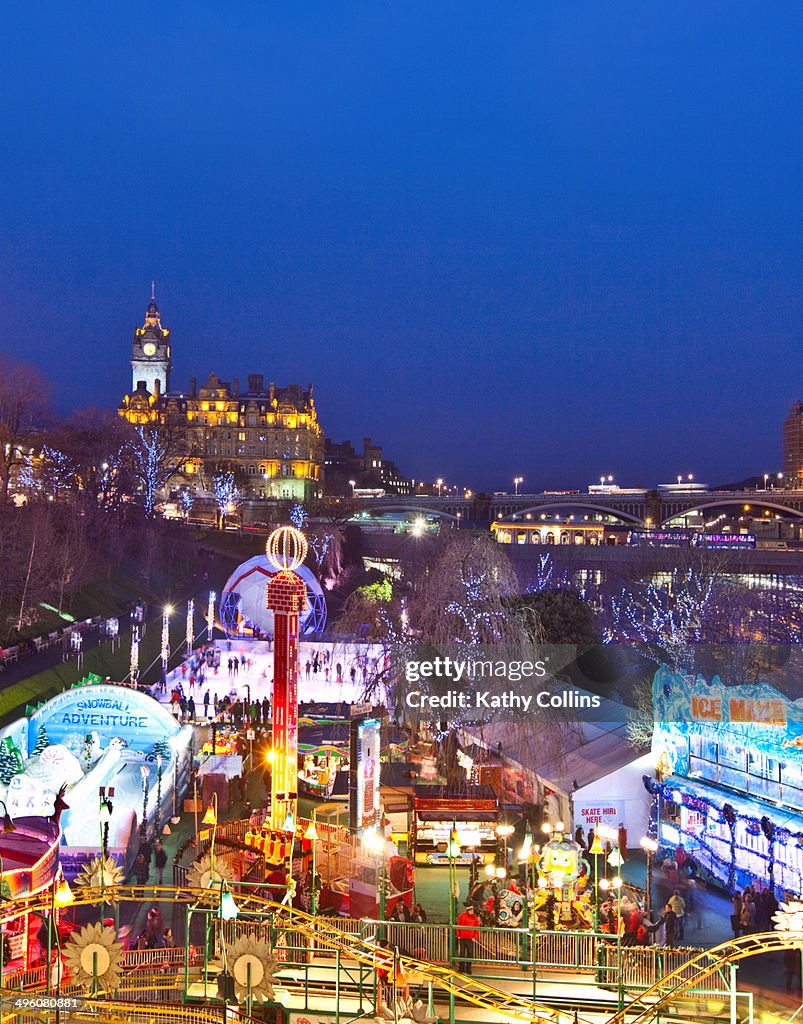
top-left (161, 606), bottom-right (171, 671)
top-left (131, 427), bottom-right (170, 518)
top-left (212, 472), bottom-right (240, 527)
top-left (177, 488), bottom-right (194, 519)
top-left (186, 599), bottom-right (194, 655)
top-left (129, 627), bottom-right (140, 685)
top-left (207, 591), bottom-right (216, 641)
top-left (602, 566), bottom-right (716, 669)
top-left (289, 501), bottom-right (307, 530)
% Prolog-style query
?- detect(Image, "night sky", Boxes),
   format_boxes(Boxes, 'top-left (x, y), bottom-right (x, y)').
top-left (0, 3), bottom-right (801, 492)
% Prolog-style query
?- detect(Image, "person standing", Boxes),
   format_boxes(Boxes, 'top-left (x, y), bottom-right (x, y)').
top-left (662, 903), bottom-right (678, 947)
top-left (455, 902), bottom-right (480, 975)
top-left (617, 822), bottom-right (628, 861)
top-left (574, 826), bottom-right (586, 849)
top-left (740, 894), bottom-right (756, 935)
top-left (154, 841), bottom-right (168, 886)
top-left (133, 853), bottom-right (149, 886)
top-left (668, 890), bottom-right (686, 940)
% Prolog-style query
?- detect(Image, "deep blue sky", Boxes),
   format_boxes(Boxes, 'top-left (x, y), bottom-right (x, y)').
top-left (0, 3), bottom-right (801, 492)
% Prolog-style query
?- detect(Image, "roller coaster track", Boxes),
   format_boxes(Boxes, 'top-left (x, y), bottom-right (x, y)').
top-left (608, 930), bottom-right (803, 1024)
top-left (0, 885), bottom-right (594, 1024)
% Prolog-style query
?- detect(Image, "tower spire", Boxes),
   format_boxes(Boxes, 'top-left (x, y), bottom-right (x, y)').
top-left (151, 279), bottom-right (155, 302)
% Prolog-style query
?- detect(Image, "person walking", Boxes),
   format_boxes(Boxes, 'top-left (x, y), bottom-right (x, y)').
top-left (455, 902), bottom-right (480, 975)
top-left (187, 696), bottom-right (196, 721)
top-left (133, 853), bottom-right (149, 886)
top-left (203, 690), bottom-right (210, 718)
top-left (154, 841), bottom-right (168, 886)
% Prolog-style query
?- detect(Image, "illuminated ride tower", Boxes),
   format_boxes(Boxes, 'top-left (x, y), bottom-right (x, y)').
top-left (265, 526), bottom-right (308, 852)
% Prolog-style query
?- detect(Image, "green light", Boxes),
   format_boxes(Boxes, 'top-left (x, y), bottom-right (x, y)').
top-left (39, 603), bottom-right (75, 622)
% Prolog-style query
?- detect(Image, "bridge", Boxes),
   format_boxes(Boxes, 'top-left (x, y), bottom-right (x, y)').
top-left (348, 488), bottom-right (803, 529)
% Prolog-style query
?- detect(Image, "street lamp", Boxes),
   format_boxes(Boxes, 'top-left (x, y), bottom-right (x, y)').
top-left (640, 837), bottom-right (658, 919)
top-left (764, 473), bottom-right (769, 490)
top-left (514, 476), bottom-right (523, 495)
top-left (495, 822), bottom-right (515, 872)
top-left (446, 826), bottom-right (462, 966)
top-left (202, 794), bottom-right (219, 880)
top-left (436, 478), bottom-right (443, 496)
top-left (349, 480), bottom-right (356, 496)
top-left (46, 867), bottom-right (74, 996)
top-left (98, 787), bottom-right (114, 918)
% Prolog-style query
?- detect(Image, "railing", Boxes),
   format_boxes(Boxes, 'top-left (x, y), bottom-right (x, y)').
top-left (606, 945), bottom-right (731, 995)
top-left (348, 919), bottom-right (726, 995)
top-left (2, 947), bottom-right (201, 993)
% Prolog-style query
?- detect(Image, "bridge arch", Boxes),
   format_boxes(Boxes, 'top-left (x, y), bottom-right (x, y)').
top-left (351, 503), bottom-right (460, 523)
top-left (503, 501), bottom-right (645, 526)
top-left (661, 497), bottom-right (803, 528)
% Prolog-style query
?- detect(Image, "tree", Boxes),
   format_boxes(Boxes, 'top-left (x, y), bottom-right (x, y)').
top-left (0, 745), bottom-right (21, 785)
top-left (32, 726), bottom-right (50, 756)
top-left (212, 472), bottom-right (241, 528)
top-left (53, 409), bottom-right (134, 510)
top-left (512, 589), bottom-right (599, 645)
top-left (177, 489), bottom-right (194, 519)
top-left (306, 523), bottom-right (345, 588)
top-left (0, 357), bottom-right (50, 504)
top-left (127, 425), bottom-right (189, 518)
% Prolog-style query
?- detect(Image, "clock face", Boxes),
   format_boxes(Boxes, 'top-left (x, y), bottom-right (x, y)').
top-left (143, 342), bottom-right (157, 357)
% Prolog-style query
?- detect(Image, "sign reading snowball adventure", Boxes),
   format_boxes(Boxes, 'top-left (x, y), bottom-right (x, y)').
top-left (28, 683), bottom-right (182, 753)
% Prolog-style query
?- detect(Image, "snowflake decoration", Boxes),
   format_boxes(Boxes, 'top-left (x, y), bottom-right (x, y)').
top-left (62, 923), bottom-right (123, 993)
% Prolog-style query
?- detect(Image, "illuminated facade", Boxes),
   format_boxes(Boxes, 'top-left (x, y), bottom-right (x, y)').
top-left (649, 667), bottom-right (803, 896)
top-left (120, 295), bottom-right (324, 500)
top-left (492, 520), bottom-right (619, 545)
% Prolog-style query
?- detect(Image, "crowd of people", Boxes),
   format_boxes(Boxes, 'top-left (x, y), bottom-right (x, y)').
top-left (731, 886), bottom-right (779, 937)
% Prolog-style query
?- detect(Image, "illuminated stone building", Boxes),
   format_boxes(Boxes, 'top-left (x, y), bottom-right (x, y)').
top-left (120, 294), bottom-right (324, 501)
top-left (783, 400), bottom-right (803, 485)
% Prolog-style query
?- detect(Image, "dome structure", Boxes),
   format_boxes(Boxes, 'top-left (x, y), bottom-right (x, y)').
top-left (220, 555), bottom-right (326, 638)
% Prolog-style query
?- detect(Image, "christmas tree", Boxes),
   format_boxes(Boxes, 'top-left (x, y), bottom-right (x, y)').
top-left (152, 739), bottom-right (170, 760)
top-left (1, 738), bottom-right (23, 777)
top-left (0, 746), bottom-right (20, 785)
top-left (32, 726), bottom-right (50, 756)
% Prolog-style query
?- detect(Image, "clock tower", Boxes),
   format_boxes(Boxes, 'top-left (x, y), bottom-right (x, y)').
top-left (131, 284), bottom-right (172, 395)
